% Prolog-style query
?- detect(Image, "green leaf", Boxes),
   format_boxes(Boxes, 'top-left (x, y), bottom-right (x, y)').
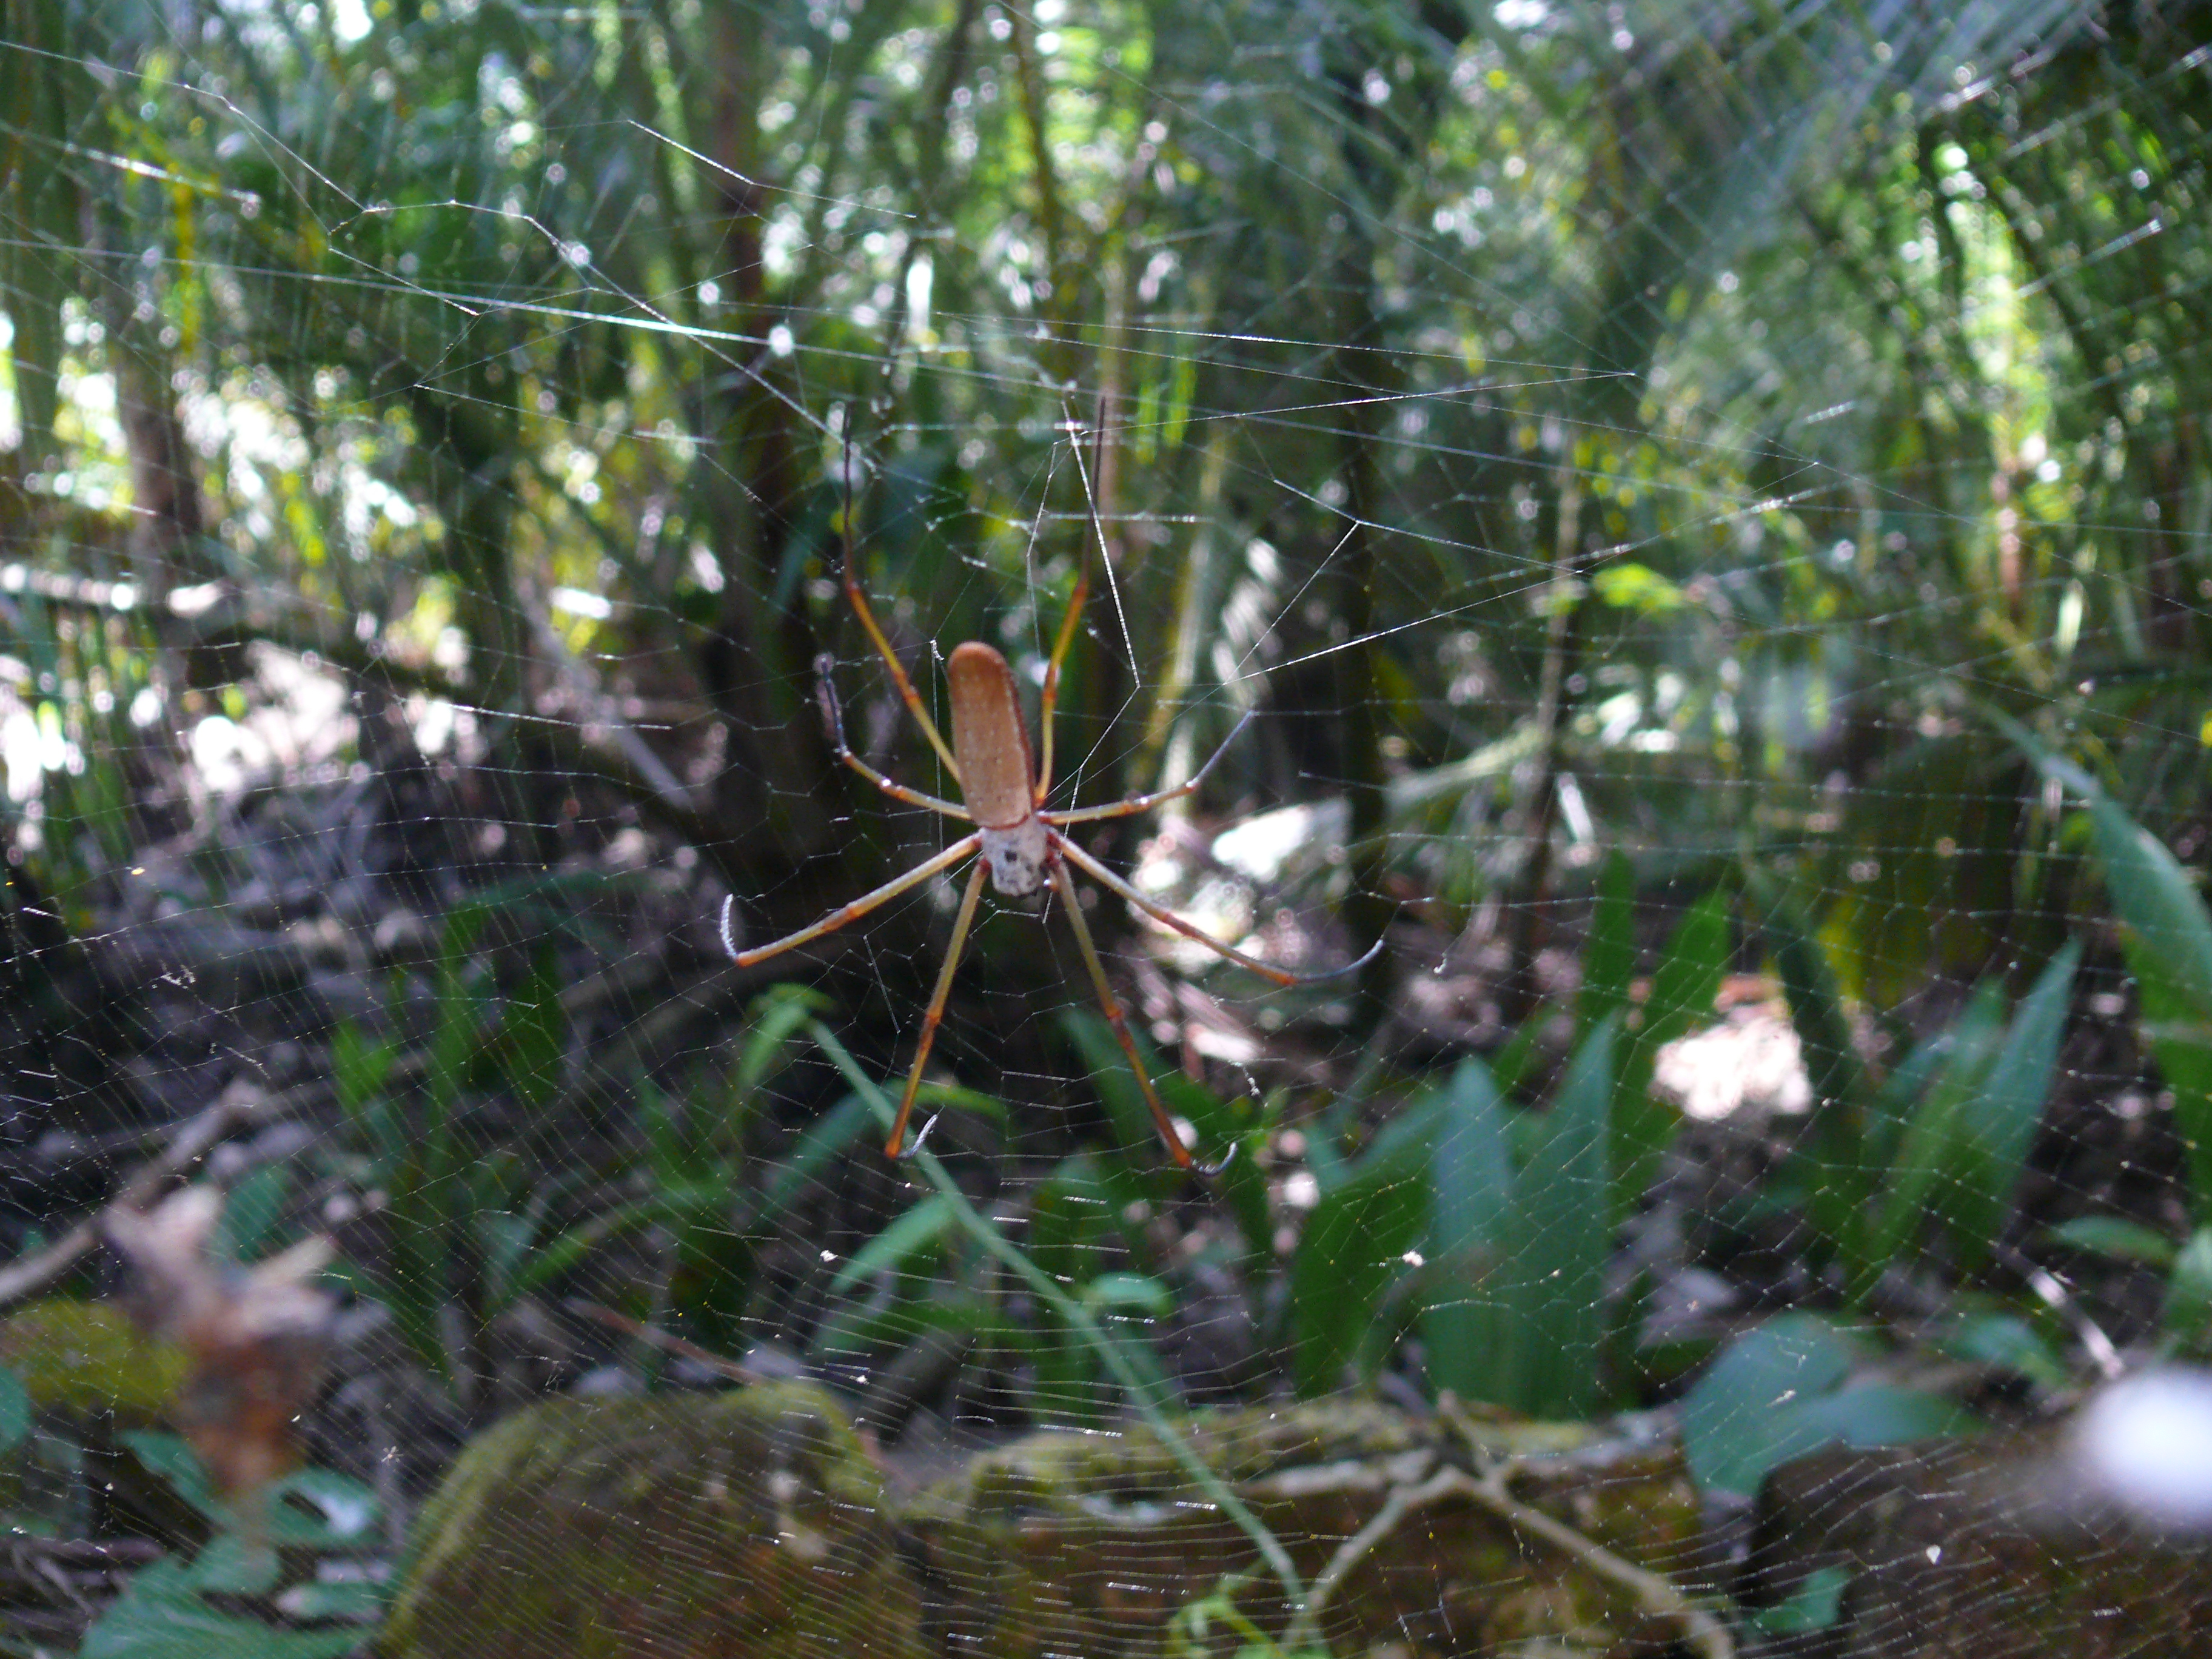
top-left (186, 1535), bottom-right (280, 1595)
top-left (1995, 716), bottom-right (2212, 1219)
top-left (1933, 1312), bottom-right (2069, 1389)
top-left (1749, 874), bottom-right (1877, 1290)
top-left (1783, 1384), bottom-right (1977, 1459)
top-left (277, 1466), bottom-right (382, 1547)
top-left (1289, 1114), bottom-right (1435, 1397)
top-left (1082, 1273), bottom-right (1173, 1316)
top-left (1749, 1565), bottom-right (1851, 1636)
top-left (1421, 1059), bottom-right (1512, 1403)
top-left (0, 1362), bottom-right (28, 1452)
top-left (1490, 1017), bottom-right (1617, 1418)
top-left (330, 1019), bottom-right (397, 1122)
top-left (1059, 1008), bottom-right (1271, 1261)
top-left (734, 984), bottom-right (832, 1101)
top-left (1489, 1001), bottom-right (1551, 1101)
top-left (1577, 851), bottom-right (1635, 1045)
top-left (828, 1194), bottom-right (955, 1293)
top-left (494, 947), bottom-right (567, 1108)
top-left (743, 1094), bottom-right (877, 1227)
top-left (1865, 1025), bottom-right (1952, 1178)
top-left (212, 1165), bottom-right (292, 1266)
top-left (1680, 1314), bottom-right (1865, 1496)
top-left (120, 1432), bottom-right (226, 1524)
top-left (1870, 979), bottom-right (2007, 1272)
top-left (2043, 1215), bottom-right (2178, 1269)
top-left (1028, 1156), bottom-right (1117, 1293)
top-left (1615, 888), bottom-right (1730, 1215)
top-left (1682, 1316), bottom-right (1976, 1498)
top-left (1590, 561), bottom-right (1689, 615)
top-left (276, 1575), bottom-right (390, 1622)
top-left (120, 1435), bottom-right (380, 1547)
top-left (79, 1556), bottom-right (365, 1659)
top-left (2163, 1227), bottom-right (2212, 1347)
top-left (1939, 942), bottom-right (2079, 1272)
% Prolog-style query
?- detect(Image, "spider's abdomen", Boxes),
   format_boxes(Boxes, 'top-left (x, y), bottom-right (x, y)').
top-left (947, 642), bottom-right (1037, 830)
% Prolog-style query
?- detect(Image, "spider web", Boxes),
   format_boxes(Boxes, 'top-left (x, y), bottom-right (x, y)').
top-left (3, 1), bottom-right (2211, 1654)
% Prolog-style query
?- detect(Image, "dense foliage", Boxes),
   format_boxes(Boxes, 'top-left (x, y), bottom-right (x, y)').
top-left (7, 1), bottom-right (2212, 1650)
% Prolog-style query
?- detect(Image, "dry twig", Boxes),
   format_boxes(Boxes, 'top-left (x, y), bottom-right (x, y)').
top-left (0, 1079), bottom-right (286, 1309)
top-left (1281, 1415), bottom-right (1733, 1659)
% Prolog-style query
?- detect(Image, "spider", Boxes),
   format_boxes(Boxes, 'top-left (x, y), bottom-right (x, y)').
top-left (719, 454), bottom-right (1372, 1172)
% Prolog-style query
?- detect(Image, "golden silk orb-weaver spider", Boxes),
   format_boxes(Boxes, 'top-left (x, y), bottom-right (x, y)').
top-left (719, 461), bottom-right (1375, 1173)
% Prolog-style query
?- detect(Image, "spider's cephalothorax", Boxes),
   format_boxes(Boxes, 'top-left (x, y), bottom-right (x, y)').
top-left (717, 438), bottom-right (1376, 1172)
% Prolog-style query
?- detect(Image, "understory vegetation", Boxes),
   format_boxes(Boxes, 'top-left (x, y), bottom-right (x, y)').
top-left (5, 1), bottom-right (2212, 1653)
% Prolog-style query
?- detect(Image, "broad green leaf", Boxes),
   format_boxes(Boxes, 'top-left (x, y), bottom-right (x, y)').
top-left (1871, 979), bottom-right (2006, 1272)
top-left (1748, 1565), bottom-right (1850, 1637)
top-left (1289, 1118), bottom-right (1434, 1397)
top-left (118, 1435), bottom-right (380, 1547)
top-left (1933, 1312), bottom-right (2070, 1390)
top-left (186, 1535), bottom-right (279, 1595)
top-left (2163, 1227), bottom-right (2212, 1348)
top-left (2043, 1215), bottom-right (2178, 1269)
top-left (1421, 1059), bottom-right (1512, 1403)
top-left (79, 1556), bottom-right (366, 1659)
top-left (1577, 851), bottom-right (1635, 1044)
top-left (276, 1576), bottom-right (390, 1622)
top-left (1782, 1384), bottom-right (1977, 1460)
top-left (1490, 1017), bottom-right (1617, 1417)
top-left (1940, 942), bottom-right (2079, 1272)
top-left (1996, 716), bottom-right (2212, 1218)
top-left (212, 1165), bottom-right (292, 1266)
top-left (1681, 1314), bottom-right (1865, 1496)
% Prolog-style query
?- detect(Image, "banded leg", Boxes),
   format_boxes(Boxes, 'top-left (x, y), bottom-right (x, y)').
top-left (1034, 562), bottom-right (1090, 806)
top-left (723, 834), bottom-right (981, 968)
top-left (1051, 831), bottom-right (1383, 986)
top-left (1049, 857), bottom-right (1230, 1175)
top-left (885, 855), bottom-right (990, 1159)
top-left (817, 663), bottom-right (971, 819)
top-left (836, 442), bottom-right (964, 785)
top-left (1041, 711), bottom-right (1255, 825)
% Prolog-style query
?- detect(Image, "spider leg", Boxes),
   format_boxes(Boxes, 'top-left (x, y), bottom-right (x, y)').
top-left (1051, 830), bottom-right (1383, 986)
top-left (886, 855), bottom-right (990, 1160)
top-left (723, 833), bottom-right (982, 968)
top-left (817, 660), bottom-right (972, 819)
top-left (1049, 856), bottom-right (1233, 1175)
top-left (1034, 561), bottom-right (1089, 806)
top-left (836, 438), bottom-right (964, 785)
top-left (1041, 711), bottom-right (1255, 824)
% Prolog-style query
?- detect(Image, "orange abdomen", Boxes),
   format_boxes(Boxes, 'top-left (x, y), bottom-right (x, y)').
top-left (947, 642), bottom-right (1037, 828)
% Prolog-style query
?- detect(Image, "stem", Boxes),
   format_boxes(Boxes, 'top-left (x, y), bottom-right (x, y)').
top-left (808, 1020), bottom-right (1308, 1613)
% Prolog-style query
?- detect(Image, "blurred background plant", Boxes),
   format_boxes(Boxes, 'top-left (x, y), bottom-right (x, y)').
top-left (7, 0), bottom-right (2212, 1650)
